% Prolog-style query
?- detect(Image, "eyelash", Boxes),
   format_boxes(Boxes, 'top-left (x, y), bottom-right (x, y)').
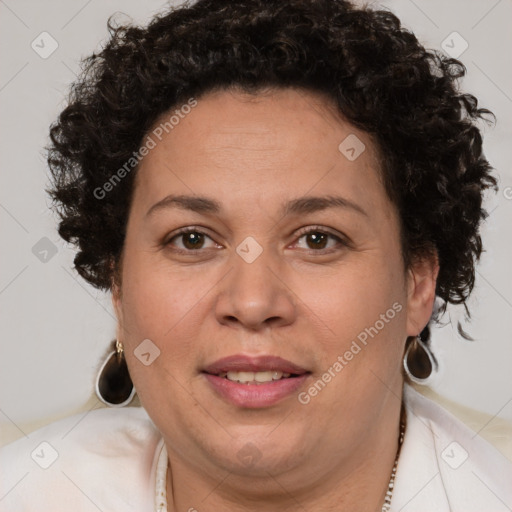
top-left (164, 226), bottom-right (349, 255)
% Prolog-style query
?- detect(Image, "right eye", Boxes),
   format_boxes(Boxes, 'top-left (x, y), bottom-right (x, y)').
top-left (164, 228), bottom-right (221, 253)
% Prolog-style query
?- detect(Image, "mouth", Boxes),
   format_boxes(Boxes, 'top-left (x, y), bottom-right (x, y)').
top-left (211, 370), bottom-right (299, 384)
top-left (202, 354), bottom-right (309, 380)
top-left (201, 354), bottom-right (311, 407)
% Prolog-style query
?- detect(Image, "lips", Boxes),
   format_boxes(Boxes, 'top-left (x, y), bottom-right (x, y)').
top-left (202, 354), bottom-right (309, 376)
top-left (202, 355), bottom-right (311, 408)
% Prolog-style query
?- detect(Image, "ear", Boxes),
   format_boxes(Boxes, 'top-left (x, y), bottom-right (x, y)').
top-left (405, 251), bottom-right (439, 336)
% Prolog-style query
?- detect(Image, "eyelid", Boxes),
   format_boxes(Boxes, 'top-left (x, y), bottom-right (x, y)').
top-left (165, 225), bottom-right (211, 242)
top-left (293, 225), bottom-right (345, 239)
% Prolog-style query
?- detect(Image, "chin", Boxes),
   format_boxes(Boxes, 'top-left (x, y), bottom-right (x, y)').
top-left (203, 428), bottom-right (308, 476)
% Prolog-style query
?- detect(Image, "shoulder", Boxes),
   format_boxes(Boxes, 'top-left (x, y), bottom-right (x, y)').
top-left (0, 406), bottom-right (163, 512)
top-left (392, 385), bottom-right (512, 512)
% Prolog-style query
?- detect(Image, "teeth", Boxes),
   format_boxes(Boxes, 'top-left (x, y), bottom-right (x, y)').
top-left (222, 370), bottom-right (291, 384)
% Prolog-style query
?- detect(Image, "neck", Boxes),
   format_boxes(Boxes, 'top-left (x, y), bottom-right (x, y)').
top-left (164, 400), bottom-right (404, 512)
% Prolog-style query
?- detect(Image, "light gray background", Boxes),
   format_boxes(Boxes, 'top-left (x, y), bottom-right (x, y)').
top-left (1, 0), bottom-right (511, 447)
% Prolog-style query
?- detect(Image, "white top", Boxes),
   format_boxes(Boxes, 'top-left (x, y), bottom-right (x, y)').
top-left (1, 385), bottom-right (511, 511)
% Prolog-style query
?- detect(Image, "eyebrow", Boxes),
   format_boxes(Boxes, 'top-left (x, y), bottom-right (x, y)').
top-left (145, 194), bottom-right (368, 219)
top-left (282, 195), bottom-right (368, 217)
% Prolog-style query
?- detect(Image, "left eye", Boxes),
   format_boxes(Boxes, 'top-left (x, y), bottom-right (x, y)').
top-left (294, 230), bottom-right (344, 251)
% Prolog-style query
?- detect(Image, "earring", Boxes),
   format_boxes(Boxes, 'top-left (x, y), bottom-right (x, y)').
top-left (95, 339), bottom-right (136, 407)
top-left (403, 335), bottom-right (437, 385)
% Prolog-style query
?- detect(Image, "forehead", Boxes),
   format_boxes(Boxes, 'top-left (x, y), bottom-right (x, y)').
top-left (132, 88), bottom-right (390, 220)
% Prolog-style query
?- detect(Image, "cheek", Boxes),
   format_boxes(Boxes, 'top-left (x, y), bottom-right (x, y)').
top-left (119, 265), bottom-right (206, 414)
top-left (300, 272), bottom-right (406, 412)
top-left (301, 256), bottom-right (408, 411)
top-left (117, 252), bottom-right (212, 393)
top-left (120, 249), bottom-right (205, 337)
top-left (310, 257), bottom-right (406, 345)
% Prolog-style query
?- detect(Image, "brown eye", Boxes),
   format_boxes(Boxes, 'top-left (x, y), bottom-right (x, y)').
top-left (165, 229), bottom-right (218, 252)
top-left (305, 232), bottom-right (329, 250)
top-left (180, 232), bottom-right (205, 250)
top-left (294, 228), bottom-right (344, 252)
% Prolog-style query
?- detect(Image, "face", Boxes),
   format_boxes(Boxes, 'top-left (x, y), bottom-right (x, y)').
top-left (113, 88), bottom-right (437, 484)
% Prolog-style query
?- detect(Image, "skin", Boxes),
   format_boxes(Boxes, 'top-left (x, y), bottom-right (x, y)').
top-left (112, 87), bottom-right (438, 512)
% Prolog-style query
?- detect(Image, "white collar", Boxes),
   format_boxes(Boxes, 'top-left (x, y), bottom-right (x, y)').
top-left (392, 384), bottom-right (512, 511)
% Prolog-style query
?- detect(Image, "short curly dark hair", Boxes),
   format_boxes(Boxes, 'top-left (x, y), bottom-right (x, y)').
top-left (47, 0), bottom-right (496, 326)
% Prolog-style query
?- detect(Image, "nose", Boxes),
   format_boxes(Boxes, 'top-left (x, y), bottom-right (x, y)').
top-left (214, 244), bottom-right (297, 331)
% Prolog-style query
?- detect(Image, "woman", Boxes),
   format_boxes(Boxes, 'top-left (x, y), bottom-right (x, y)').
top-left (1, 0), bottom-right (510, 510)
